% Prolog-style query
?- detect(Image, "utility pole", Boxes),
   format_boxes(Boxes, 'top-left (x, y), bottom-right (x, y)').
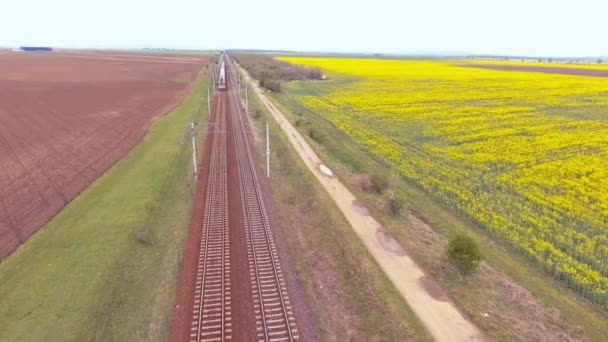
top-left (207, 87), bottom-right (211, 117)
top-left (190, 122), bottom-right (198, 178)
top-left (266, 121), bottom-right (270, 178)
top-left (245, 85), bottom-right (248, 115)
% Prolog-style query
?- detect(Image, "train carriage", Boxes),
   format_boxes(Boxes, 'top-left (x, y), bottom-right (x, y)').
top-left (217, 61), bottom-right (227, 91)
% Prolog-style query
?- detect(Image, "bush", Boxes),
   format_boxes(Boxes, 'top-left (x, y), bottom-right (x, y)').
top-left (236, 54), bottom-right (323, 82)
top-left (356, 173), bottom-right (373, 192)
top-left (135, 228), bottom-right (153, 245)
top-left (369, 173), bottom-right (390, 194)
top-left (259, 78), bottom-right (281, 92)
top-left (388, 193), bottom-right (405, 215)
top-left (308, 67), bottom-right (323, 80)
top-left (235, 54), bottom-right (324, 93)
top-left (307, 123), bottom-right (324, 142)
top-left (447, 233), bottom-right (482, 278)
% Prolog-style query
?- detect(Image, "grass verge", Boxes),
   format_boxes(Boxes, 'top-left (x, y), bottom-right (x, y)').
top-left (0, 63), bottom-right (213, 341)
top-left (237, 77), bottom-right (432, 341)
top-left (267, 80), bottom-right (608, 341)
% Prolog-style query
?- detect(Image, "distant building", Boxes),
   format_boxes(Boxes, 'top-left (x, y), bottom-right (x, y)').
top-left (20, 47), bottom-right (53, 52)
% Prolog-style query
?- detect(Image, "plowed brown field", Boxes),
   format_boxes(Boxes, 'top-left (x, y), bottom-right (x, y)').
top-left (0, 51), bottom-right (208, 260)
top-left (460, 63), bottom-right (608, 77)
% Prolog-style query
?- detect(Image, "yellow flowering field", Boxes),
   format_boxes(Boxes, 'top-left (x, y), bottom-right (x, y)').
top-left (278, 57), bottom-right (608, 306)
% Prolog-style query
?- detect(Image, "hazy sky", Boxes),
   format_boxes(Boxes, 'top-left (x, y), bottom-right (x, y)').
top-left (1, 0), bottom-right (605, 56)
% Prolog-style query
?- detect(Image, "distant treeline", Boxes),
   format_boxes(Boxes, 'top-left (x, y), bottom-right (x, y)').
top-left (233, 54), bottom-right (322, 92)
top-left (20, 47), bottom-right (53, 52)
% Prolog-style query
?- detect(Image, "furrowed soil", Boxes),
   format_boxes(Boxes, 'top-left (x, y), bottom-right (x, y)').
top-left (0, 52), bottom-right (208, 261)
top-left (459, 63), bottom-right (608, 77)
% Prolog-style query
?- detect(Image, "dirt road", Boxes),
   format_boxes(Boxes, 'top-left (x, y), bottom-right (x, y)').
top-left (236, 62), bottom-right (485, 342)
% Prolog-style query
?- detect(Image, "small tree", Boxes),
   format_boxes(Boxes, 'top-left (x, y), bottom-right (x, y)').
top-left (307, 122), bottom-right (324, 142)
top-left (266, 79), bottom-right (281, 92)
top-left (447, 233), bottom-right (482, 278)
top-left (598, 59), bottom-right (603, 64)
top-left (369, 173), bottom-right (390, 194)
top-left (387, 193), bottom-right (405, 215)
top-left (307, 67), bottom-right (322, 80)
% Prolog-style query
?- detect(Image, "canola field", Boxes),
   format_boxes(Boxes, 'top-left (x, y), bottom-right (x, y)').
top-left (278, 57), bottom-right (608, 306)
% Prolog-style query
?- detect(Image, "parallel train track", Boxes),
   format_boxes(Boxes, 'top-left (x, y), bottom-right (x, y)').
top-left (188, 55), bottom-right (298, 342)
top-left (226, 59), bottom-right (299, 341)
top-left (190, 94), bottom-right (232, 342)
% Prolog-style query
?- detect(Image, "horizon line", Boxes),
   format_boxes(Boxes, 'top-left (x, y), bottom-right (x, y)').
top-left (1, 45), bottom-right (606, 59)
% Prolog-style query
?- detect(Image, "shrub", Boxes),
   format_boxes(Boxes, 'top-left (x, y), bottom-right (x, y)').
top-left (356, 173), bottom-right (373, 191)
top-left (235, 54), bottom-right (323, 93)
top-left (307, 123), bottom-right (324, 142)
top-left (135, 228), bottom-right (153, 245)
top-left (259, 78), bottom-right (281, 92)
top-left (388, 193), bottom-right (405, 215)
top-left (294, 118), bottom-right (308, 127)
top-left (236, 54), bottom-right (323, 82)
top-left (369, 173), bottom-right (390, 194)
top-left (447, 233), bottom-right (482, 278)
top-left (308, 67), bottom-right (323, 80)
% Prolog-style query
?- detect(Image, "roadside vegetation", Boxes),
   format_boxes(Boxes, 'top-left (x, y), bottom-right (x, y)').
top-left (447, 233), bottom-right (483, 279)
top-left (234, 73), bottom-right (432, 341)
top-left (233, 54), bottom-right (322, 92)
top-left (0, 58), bottom-right (214, 341)
top-left (241, 57), bottom-right (608, 340)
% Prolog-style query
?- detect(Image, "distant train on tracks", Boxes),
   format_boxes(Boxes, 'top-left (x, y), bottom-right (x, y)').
top-left (217, 60), bottom-right (227, 91)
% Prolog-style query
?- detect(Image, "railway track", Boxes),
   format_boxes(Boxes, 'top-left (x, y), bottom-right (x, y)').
top-left (226, 60), bottom-right (299, 341)
top-left (190, 94), bottom-right (232, 342)
top-left (185, 55), bottom-right (299, 341)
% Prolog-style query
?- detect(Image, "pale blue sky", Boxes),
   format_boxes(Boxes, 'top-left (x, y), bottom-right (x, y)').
top-left (1, 0), bottom-right (605, 56)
